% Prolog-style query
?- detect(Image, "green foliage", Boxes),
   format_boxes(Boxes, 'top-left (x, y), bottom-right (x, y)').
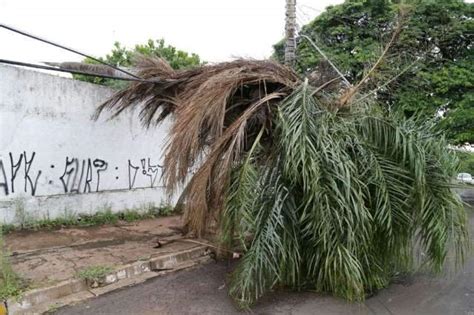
top-left (273, 0), bottom-right (474, 144)
top-left (2, 203), bottom-right (175, 234)
top-left (0, 227), bottom-right (25, 300)
top-left (221, 82), bottom-right (468, 308)
top-left (458, 151), bottom-right (474, 174)
top-left (77, 265), bottom-right (113, 282)
top-left (119, 203), bottom-right (173, 222)
top-left (74, 39), bottom-right (202, 88)
top-left (0, 224), bottom-right (15, 235)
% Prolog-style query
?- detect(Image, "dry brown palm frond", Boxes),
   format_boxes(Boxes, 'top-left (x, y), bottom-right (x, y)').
top-left (178, 92), bottom-right (286, 236)
top-left (97, 57), bottom-right (300, 235)
top-left (95, 58), bottom-right (299, 127)
top-left (164, 62), bottom-right (299, 190)
top-left (132, 55), bottom-right (175, 78)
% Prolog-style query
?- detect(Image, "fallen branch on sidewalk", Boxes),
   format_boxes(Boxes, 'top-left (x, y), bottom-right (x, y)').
top-left (97, 17), bottom-right (468, 307)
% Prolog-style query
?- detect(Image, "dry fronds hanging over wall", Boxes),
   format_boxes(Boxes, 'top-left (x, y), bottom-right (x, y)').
top-left (97, 27), bottom-right (468, 307)
top-left (97, 59), bottom-right (301, 236)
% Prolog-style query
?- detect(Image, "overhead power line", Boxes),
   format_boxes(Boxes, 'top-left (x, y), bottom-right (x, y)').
top-left (0, 59), bottom-right (155, 83)
top-left (298, 4), bottom-right (322, 14)
top-left (299, 35), bottom-right (351, 87)
top-left (296, 7), bottom-right (314, 24)
top-left (0, 23), bottom-right (141, 80)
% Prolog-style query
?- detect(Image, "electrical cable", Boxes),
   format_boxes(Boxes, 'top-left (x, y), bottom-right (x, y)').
top-left (298, 4), bottom-right (322, 14)
top-left (0, 58), bottom-right (156, 83)
top-left (0, 23), bottom-right (141, 79)
top-left (299, 35), bottom-right (352, 87)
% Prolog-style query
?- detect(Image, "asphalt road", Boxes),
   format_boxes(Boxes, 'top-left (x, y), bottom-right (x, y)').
top-left (460, 188), bottom-right (474, 204)
top-left (56, 202), bottom-right (474, 315)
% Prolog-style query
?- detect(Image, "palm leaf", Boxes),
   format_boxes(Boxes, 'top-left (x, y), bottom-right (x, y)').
top-left (97, 57), bottom-right (468, 308)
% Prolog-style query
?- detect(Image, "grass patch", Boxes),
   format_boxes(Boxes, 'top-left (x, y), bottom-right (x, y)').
top-left (0, 227), bottom-right (25, 300)
top-left (0, 224), bottom-right (15, 235)
top-left (2, 203), bottom-right (176, 235)
top-left (77, 265), bottom-right (113, 283)
top-left (118, 203), bottom-right (174, 222)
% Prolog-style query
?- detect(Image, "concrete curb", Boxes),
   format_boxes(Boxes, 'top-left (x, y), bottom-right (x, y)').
top-left (7, 245), bottom-right (211, 314)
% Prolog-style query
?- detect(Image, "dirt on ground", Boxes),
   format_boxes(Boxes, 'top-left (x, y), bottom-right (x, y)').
top-left (4, 216), bottom-right (199, 287)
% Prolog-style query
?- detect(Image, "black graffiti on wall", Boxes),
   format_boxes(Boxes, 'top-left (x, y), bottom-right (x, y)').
top-left (128, 158), bottom-right (163, 189)
top-left (11, 152), bottom-right (42, 195)
top-left (0, 152), bottom-right (42, 196)
top-left (0, 160), bottom-right (8, 195)
top-left (59, 157), bottom-right (108, 193)
top-left (0, 152), bottom-right (164, 197)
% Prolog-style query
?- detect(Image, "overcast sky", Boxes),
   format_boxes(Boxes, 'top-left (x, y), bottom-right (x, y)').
top-left (0, 0), bottom-right (344, 64)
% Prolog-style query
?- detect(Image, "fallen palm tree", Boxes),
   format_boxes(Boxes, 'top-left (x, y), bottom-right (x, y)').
top-left (97, 52), bottom-right (468, 308)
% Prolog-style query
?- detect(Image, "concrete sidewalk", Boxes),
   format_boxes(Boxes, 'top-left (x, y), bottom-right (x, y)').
top-left (3, 216), bottom-right (212, 314)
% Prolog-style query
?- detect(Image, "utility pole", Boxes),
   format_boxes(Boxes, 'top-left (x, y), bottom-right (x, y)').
top-left (284, 0), bottom-right (297, 66)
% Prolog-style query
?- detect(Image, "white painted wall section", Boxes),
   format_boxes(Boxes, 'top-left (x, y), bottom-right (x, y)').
top-left (0, 64), bottom-right (172, 224)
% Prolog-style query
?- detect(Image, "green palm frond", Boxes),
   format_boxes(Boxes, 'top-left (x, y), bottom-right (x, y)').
top-left (222, 82), bottom-right (468, 308)
top-left (98, 57), bottom-right (468, 309)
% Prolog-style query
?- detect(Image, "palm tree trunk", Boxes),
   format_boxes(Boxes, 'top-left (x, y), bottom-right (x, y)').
top-left (284, 0), bottom-right (297, 66)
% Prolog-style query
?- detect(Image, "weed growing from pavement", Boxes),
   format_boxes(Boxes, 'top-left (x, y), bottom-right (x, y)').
top-left (77, 265), bottom-right (113, 283)
top-left (0, 226), bottom-right (25, 300)
top-left (1, 203), bottom-right (176, 234)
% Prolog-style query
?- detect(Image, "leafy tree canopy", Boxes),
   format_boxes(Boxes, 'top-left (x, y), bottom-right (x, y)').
top-left (75, 39), bottom-right (202, 88)
top-left (458, 151), bottom-right (474, 174)
top-left (274, 0), bottom-right (473, 144)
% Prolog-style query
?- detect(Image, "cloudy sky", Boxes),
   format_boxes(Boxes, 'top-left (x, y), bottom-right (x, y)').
top-left (0, 0), bottom-right (343, 64)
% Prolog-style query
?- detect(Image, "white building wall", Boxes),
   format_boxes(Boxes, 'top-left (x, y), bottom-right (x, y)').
top-left (0, 64), bottom-right (172, 224)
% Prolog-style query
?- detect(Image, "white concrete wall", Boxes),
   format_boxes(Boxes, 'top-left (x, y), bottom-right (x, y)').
top-left (0, 64), bottom-right (172, 224)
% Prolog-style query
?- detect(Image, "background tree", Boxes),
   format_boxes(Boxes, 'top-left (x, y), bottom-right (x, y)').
top-left (459, 151), bottom-right (474, 174)
top-left (74, 39), bottom-right (202, 88)
top-left (273, 0), bottom-right (473, 144)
